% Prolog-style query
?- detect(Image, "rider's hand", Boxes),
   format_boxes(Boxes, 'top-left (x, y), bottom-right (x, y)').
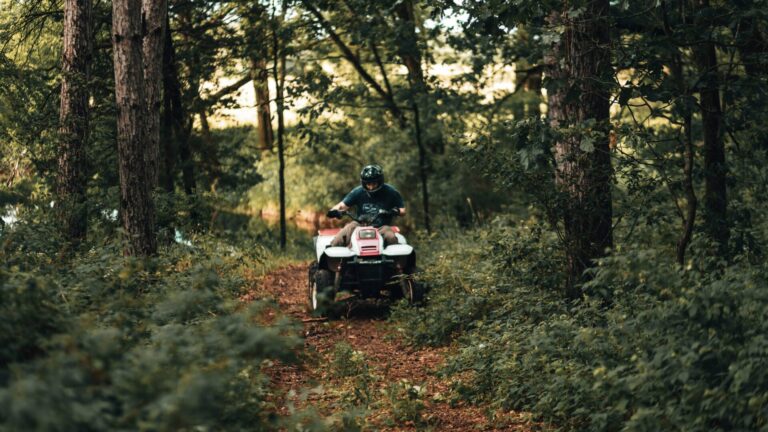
top-left (326, 209), bottom-right (342, 219)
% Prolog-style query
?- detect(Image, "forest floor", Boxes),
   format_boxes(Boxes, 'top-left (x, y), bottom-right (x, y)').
top-left (242, 264), bottom-right (540, 431)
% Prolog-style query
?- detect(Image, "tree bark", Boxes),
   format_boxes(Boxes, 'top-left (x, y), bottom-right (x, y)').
top-left (142, 0), bottom-right (166, 189)
top-left (693, 0), bottom-right (728, 253)
top-left (251, 56), bottom-right (274, 151)
top-left (546, 0), bottom-right (613, 298)
top-left (113, 0), bottom-right (157, 255)
top-left (58, 0), bottom-right (91, 244)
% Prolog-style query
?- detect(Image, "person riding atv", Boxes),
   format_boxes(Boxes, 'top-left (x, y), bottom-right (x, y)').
top-left (326, 164), bottom-right (406, 246)
top-left (308, 164), bottom-right (420, 316)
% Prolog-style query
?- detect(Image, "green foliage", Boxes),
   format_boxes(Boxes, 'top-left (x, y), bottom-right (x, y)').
top-left (397, 220), bottom-right (768, 431)
top-left (0, 218), bottom-right (305, 431)
top-left (330, 342), bottom-right (368, 379)
top-left (393, 217), bottom-right (565, 346)
top-left (2, 0), bottom-right (768, 428)
top-left (0, 271), bottom-right (63, 368)
top-left (381, 379), bottom-right (427, 426)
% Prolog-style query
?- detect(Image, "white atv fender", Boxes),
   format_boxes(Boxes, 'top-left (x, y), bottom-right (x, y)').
top-left (383, 244), bottom-right (413, 256)
top-left (325, 246), bottom-right (355, 258)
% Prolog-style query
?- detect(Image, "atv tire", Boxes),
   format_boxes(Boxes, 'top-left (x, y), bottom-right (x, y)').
top-left (400, 276), bottom-right (425, 305)
top-left (308, 262), bottom-right (336, 317)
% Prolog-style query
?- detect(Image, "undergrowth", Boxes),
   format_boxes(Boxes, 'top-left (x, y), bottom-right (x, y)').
top-left (0, 212), bottom-right (309, 431)
top-left (393, 216), bottom-right (768, 432)
top-left (314, 341), bottom-right (431, 430)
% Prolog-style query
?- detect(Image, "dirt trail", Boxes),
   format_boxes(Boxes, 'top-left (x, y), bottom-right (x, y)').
top-left (243, 264), bottom-right (536, 431)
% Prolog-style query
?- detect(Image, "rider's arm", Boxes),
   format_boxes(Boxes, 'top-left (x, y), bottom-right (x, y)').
top-left (396, 207), bottom-right (406, 216)
top-left (331, 201), bottom-right (349, 212)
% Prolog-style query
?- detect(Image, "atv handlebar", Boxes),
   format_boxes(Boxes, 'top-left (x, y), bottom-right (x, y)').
top-left (326, 209), bottom-right (397, 225)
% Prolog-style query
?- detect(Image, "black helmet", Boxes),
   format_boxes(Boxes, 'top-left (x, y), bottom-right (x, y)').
top-left (360, 164), bottom-right (384, 193)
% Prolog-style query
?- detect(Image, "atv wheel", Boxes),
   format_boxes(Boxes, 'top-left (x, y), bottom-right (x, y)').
top-left (400, 276), bottom-right (425, 305)
top-left (307, 262), bottom-right (336, 316)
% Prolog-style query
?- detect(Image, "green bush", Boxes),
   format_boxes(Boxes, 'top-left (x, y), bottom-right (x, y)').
top-left (0, 222), bottom-right (304, 431)
top-left (396, 222), bottom-right (768, 431)
top-left (0, 271), bottom-right (64, 368)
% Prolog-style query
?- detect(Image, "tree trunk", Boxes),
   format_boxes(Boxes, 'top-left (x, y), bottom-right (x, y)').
top-left (273, 6), bottom-right (287, 249)
top-left (547, 0), bottom-right (613, 299)
top-left (160, 23), bottom-right (176, 193)
top-left (251, 57), bottom-right (274, 151)
top-left (693, 0), bottom-right (728, 253)
top-left (163, 50), bottom-right (196, 196)
top-left (174, 12), bottom-right (197, 195)
top-left (141, 0), bottom-right (166, 189)
top-left (178, 119), bottom-right (196, 195)
top-left (57, 0), bottom-right (91, 244)
top-left (412, 100), bottom-right (431, 233)
top-left (393, 0), bottom-right (443, 154)
top-left (113, 0), bottom-right (157, 255)
top-left (392, 0), bottom-right (434, 231)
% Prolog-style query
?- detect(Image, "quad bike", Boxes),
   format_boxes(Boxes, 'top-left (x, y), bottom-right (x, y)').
top-left (307, 210), bottom-right (424, 316)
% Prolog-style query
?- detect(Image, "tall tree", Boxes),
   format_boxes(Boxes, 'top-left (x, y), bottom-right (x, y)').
top-left (693, 0), bottom-right (728, 252)
top-left (392, 0), bottom-right (434, 232)
top-left (244, 3), bottom-right (274, 153)
top-left (161, 15), bottom-right (195, 194)
top-left (57, 0), bottom-right (92, 244)
top-left (393, 0), bottom-right (443, 155)
top-left (252, 57), bottom-right (274, 151)
top-left (546, 0), bottom-right (613, 298)
top-left (142, 0), bottom-right (167, 189)
top-left (113, 0), bottom-right (157, 255)
top-left (273, 2), bottom-right (287, 249)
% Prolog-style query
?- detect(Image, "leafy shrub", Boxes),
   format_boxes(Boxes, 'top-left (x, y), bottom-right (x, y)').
top-left (331, 342), bottom-right (368, 379)
top-left (381, 379), bottom-right (427, 425)
top-left (396, 222), bottom-right (768, 431)
top-left (0, 222), bottom-right (305, 431)
top-left (392, 217), bottom-right (565, 347)
top-left (0, 271), bottom-right (64, 368)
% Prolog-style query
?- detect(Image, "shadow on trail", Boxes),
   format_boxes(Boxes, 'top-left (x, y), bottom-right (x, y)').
top-left (330, 298), bottom-right (395, 321)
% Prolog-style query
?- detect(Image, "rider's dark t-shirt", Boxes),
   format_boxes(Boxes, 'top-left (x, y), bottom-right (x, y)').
top-left (342, 184), bottom-right (404, 227)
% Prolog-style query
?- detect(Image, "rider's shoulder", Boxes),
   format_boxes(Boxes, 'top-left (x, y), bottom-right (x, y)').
top-left (383, 183), bottom-right (401, 194)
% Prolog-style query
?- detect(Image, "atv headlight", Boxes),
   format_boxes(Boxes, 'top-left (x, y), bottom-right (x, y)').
top-left (359, 229), bottom-right (377, 239)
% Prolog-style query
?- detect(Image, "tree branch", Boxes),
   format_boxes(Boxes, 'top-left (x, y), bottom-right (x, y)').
top-left (369, 38), bottom-right (394, 101)
top-left (299, 0), bottom-right (407, 128)
top-left (199, 74), bottom-right (252, 108)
